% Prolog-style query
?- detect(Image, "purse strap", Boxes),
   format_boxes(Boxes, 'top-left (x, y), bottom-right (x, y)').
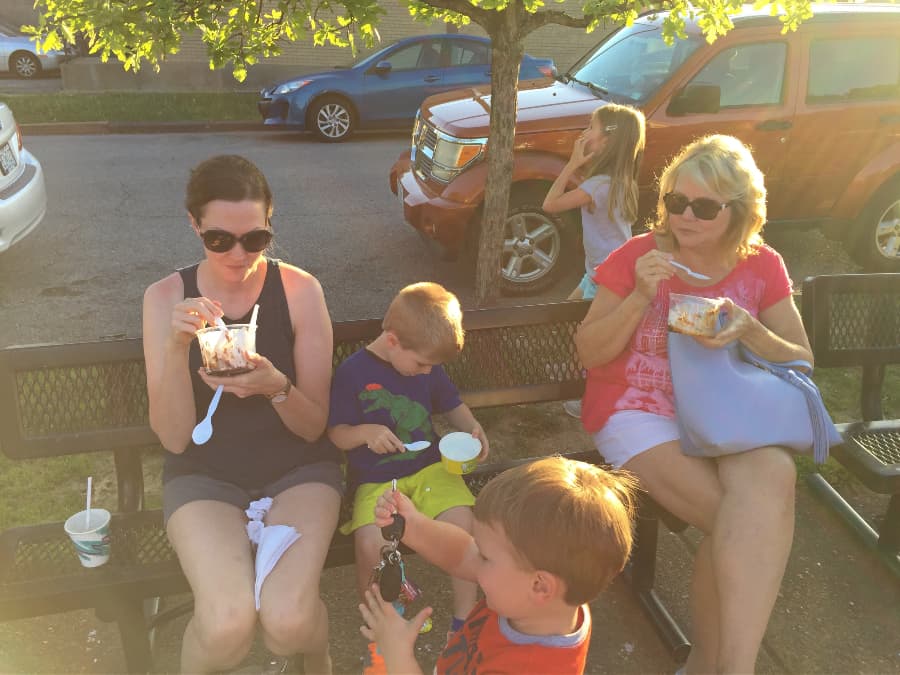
top-left (740, 346), bottom-right (831, 464)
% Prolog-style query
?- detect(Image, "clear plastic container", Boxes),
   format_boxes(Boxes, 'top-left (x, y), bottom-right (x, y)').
top-left (195, 324), bottom-right (256, 376)
top-left (668, 293), bottom-right (725, 337)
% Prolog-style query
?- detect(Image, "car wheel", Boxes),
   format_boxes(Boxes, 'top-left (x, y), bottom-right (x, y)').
top-left (310, 97), bottom-right (354, 142)
top-left (11, 52), bottom-right (41, 79)
top-left (851, 177), bottom-right (900, 272)
top-left (498, 200), bottom-right (570, 296)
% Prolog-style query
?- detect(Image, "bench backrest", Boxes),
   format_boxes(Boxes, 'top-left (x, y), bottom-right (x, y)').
top-left (0, 301), bottom-right (589, 463)
top-left (801, 273), bottom-right (900, 421)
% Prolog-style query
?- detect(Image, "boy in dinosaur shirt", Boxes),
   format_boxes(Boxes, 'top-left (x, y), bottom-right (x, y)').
top-left (327, 282), bottom-right (490, 644)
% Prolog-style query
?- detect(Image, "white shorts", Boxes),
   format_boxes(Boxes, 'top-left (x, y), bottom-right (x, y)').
top-left (592, 410), bottom-right (680, 469)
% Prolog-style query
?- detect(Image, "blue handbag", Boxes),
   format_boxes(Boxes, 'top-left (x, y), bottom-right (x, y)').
top-left (668, 328), bottom-right (841, 464)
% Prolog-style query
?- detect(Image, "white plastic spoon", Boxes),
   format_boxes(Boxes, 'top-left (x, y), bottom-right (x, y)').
top-left (192, 384), bottom-right (224, 445)
top-left (403, 440), bottom-right (431, 452)
top-left (670, 260), bottom-right (712, 281)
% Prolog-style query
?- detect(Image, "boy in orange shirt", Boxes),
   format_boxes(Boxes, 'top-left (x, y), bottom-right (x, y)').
top-left (359, 456), bottom-right (636, 674)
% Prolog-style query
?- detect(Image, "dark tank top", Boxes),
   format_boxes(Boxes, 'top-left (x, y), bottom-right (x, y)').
top-left (162, 258), bottom-right (340, 489)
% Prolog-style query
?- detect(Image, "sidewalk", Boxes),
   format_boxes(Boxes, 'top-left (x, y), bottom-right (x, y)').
top-left (1, 477), bottom-right (897, 673)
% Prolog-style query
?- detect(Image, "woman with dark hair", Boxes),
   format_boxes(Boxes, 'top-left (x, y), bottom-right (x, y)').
top-left (143, 155), bottom-right (341, 673)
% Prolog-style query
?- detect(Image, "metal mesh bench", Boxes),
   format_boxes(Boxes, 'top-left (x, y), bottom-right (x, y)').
top-left (0, 301), bottom-right (688, 672)
top-left (801, 273), bottom-right (900, 575)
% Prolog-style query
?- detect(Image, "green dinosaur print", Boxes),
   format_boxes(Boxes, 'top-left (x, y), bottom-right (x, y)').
top-left (359, 383), bottom-right (432, 444)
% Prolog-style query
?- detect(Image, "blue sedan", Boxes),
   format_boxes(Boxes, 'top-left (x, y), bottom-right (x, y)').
top-left (258, 34), bottom-right (555, 141)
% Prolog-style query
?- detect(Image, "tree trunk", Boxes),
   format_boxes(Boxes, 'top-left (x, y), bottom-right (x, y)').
top-left (474, 17), bottom-right (524, 306)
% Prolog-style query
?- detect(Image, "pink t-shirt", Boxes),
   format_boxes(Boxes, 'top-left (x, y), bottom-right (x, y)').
top-left (582, 233), bottom-right (793, 433)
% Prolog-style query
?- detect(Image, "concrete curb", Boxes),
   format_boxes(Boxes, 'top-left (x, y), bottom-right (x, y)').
top-left (20, 120), bottom-right (284, 135)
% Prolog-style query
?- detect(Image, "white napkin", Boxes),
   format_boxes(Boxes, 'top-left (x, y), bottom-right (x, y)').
top-left (245, 497), bottom-right (301, 610)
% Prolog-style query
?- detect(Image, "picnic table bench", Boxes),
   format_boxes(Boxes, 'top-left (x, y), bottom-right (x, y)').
top-left (800, 273), bottom-right (900, 576)
top-left (0, 300), bottom-right (689, 673)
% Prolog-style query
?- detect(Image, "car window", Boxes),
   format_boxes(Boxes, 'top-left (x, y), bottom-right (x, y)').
top-left (449, 41), bottom-right (490, 67)
top-left (570, 22), bottom-right (702, 103)
top-left (807, 36), bottom-right (900, 103)
top-left (385, 43), bottom-right (425, 71)
top-left (690, 42), bottom-right (787, 107)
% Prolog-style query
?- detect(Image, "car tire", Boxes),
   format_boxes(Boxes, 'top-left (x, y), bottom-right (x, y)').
top-left (11, 52), bottom-right (41, 79)
top-left (497, 198), bottom-right (571, 296)
top-left (851, 177), bottom-right (900, 272)
top-left (309, 97), bottom-right (354, 142)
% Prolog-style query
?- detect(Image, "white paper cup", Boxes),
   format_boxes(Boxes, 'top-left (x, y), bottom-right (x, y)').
top-left (439, 432), bottom-right (482, 475)
top-left (64, 508), bottom-right (111, 568)
top-left (196, 323), bottom-right (257, 376)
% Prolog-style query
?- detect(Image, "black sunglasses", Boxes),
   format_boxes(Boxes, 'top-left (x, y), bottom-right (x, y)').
top-left (199, 226), bottom-right (274, 253)
top-left (663, 192), bottom-right (731, 221)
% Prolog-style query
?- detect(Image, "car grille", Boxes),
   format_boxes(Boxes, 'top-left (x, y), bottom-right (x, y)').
top-left (412, 118), bottom-right (437, 181)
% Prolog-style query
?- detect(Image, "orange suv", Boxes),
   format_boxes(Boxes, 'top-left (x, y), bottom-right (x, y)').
top-left (390, 3), bottom-right (900, 294)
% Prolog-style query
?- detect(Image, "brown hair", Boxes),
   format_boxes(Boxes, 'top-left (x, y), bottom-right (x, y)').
top-left (185, 155), bottom-right (273, 220)
top-left (584, 104), bottom-right (646, 224)
top-left (474, 456), bottom-right (636, 605)
top-left (382, 282), bottom-right (464, 363)
top-left (651, 134), bottom-right (766, 259)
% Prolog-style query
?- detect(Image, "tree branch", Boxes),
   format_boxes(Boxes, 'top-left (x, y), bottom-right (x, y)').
top-left (521, 9), bottom-right (590, 33)
top-left (419, 0), bottom-right (494, 30)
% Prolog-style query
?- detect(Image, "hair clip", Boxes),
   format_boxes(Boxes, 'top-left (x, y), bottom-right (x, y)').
top-left (604, 124), bottom-right (618, 133)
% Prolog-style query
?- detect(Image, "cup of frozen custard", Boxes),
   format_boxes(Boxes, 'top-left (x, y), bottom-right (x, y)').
top-left (439, 432), bottom-right (482, 475)
top-left (668, 293), bottom-right (725, 337)
top-left (196, 324), bottom-right (257, 376)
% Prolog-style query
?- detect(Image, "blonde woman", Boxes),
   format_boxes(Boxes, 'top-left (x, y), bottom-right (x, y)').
top-left (575, 135), bottom-right (811, 673)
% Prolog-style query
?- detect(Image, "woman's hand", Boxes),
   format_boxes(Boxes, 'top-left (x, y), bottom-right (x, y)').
top-left (694, 298), bottom-right (756, 349)
top-left (169, 297), bottom-right (222, 346)
top-left (197, 352), bottom-right (282, 398)
top-left (634, 250), bottom-right (676, 301)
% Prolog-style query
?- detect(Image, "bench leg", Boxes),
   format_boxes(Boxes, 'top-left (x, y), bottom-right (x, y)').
top-left (628, 503), bottom-right (692, 663)
top-left (114, 599), bottom-right (154, 674)
top-left (806, 473), bottom-right (900, 576)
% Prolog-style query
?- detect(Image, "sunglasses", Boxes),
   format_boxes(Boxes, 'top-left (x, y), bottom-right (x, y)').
top-left (663, 192), bottom-right (731, 221)
top-left (199, 226), bottom-right (273, 253)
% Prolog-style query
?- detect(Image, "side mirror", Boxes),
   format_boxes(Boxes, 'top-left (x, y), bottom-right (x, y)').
top-left (374, 60), bottom-right (392, 75)
top-left (667, 84), bottom-right (721, 116)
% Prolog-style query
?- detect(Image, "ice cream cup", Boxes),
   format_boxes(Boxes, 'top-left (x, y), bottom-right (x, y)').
top-left (196, 323), bottom-right (257, 376)
top-left (63, 508), bottom-right (111, 568)
top-left (439, 432), bottom-right (482, 475)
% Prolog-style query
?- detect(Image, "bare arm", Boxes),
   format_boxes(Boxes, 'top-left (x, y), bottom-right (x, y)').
top-left (542, 134), bottom-right (594, 214)
top-left (143, 274), bottom-right (221, 454)
top-left (327, 423), bottom-right (404, 454)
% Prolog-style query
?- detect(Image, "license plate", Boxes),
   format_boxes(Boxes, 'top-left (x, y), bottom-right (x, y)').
top-left (0, 143), bottom-right (16, 176)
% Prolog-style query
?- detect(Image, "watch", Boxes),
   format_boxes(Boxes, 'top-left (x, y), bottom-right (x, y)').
top-left (266, 374), bottom-right (292, 404)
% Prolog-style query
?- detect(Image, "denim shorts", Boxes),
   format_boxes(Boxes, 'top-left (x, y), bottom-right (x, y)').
top-left (578, 273), bottom-right (599, 300)
top-left (163, 461), bottom-right (344, 524)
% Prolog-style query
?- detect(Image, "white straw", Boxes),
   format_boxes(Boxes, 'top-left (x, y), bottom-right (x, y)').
top-left (249, 304), bottom-right (260, 330)
top-left (85, 476), bottom-right (93, 529)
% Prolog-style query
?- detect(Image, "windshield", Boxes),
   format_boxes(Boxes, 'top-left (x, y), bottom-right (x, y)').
top-left (569, 21), bottom-right (703, 103)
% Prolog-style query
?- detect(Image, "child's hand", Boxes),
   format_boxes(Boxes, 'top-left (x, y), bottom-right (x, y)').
top-left (364, 425), bottom-right (405, 454)
top-left (567, 132), bottom-right (595, 169)
top-left (472, 424), bottom-right (490, 461)
top-left (359, 584), bottom-right (432, 671)
top-left (374, 488), bottom-right (420, 529)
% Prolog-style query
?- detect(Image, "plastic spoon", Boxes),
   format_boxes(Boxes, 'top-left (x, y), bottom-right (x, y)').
top-left (192, 385), bottom-right (224, 445)
top-left (670, 260), bottom-right (712, 281)
top-left (403, 441), bottom-right (431, 452)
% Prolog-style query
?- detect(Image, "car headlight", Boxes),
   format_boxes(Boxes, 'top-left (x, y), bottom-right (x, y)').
top-left (274, 80), bottom-right (311, 95)
top-left (430, 136), bottom-right (486, 182)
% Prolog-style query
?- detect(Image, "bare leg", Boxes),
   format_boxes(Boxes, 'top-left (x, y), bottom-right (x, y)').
top-left (354, 523), bottom-right (388, 600)
top-left (167, 500), bottom-right (257, 674)
top-left (624, 442), bottom-right (722, 674)
top-left (712, 447), bottom-right (796, 673)
top-left (258, 482), bottom-right (341, 675)
top-left (435, 506), bottom-right (478, 622)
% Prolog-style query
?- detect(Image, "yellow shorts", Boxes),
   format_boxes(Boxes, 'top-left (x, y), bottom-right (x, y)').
top-left (340, 462), bottom-right (475, 535)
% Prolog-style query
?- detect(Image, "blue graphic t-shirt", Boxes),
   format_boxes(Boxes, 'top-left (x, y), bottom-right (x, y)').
top-left (329, 347), bottom-right (462, 487)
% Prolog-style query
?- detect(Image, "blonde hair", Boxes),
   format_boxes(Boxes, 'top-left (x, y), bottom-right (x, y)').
top-left (584, 104), bottom-right (646, 225)
top-left (382, 282), bottom-right (464, 363)
top-left (474, 456), bottom-right (636, 605)
top-left (651, 134), bottom-right (767, 259)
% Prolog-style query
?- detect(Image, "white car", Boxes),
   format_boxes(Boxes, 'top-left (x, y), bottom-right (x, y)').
top-left (0, 103), bottom-right (46, 253)
top-left (0, 25), bottom-right (72, 79)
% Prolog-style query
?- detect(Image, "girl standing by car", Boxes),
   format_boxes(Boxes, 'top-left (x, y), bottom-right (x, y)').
top-left (542, 103), bottom-right (645, 417)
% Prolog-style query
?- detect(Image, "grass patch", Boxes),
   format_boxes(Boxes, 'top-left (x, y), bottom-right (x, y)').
top-left (5, 92), bottom-right (259, 124)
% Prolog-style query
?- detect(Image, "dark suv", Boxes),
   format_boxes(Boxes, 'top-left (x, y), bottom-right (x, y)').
top-left (390, 3), bottom-right (900, 294)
